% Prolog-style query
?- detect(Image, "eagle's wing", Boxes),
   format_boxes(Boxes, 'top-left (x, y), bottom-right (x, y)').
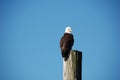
top-left (60, 34), bottom-right (74, 57)
top-left (60, 34), bottom-right (74, 47)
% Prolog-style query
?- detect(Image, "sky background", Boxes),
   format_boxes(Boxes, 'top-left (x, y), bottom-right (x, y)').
top-left (0, 0), bottom-right (120, 80)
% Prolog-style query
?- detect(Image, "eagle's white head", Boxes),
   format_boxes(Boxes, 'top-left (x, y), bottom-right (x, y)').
top-left (65, 26), bottom-right (72, 34)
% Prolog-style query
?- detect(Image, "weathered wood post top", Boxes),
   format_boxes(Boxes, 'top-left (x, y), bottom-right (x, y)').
top-left (63, 50), bottom-right (82, 80)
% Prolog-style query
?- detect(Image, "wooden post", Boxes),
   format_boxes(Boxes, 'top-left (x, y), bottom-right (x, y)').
top-left (63, 50), bottom-right (82, 80)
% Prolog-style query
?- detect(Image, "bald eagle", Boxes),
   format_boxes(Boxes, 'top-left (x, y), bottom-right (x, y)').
top-left (60, 27), bottom-right (74, 61)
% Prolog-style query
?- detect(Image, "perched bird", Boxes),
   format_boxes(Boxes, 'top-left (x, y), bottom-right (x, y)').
top-left (60, 27), bottom-right (74, 61)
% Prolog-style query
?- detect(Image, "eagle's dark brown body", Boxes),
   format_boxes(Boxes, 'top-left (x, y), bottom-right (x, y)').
top-left (60, 33), bottom-right (74, 61)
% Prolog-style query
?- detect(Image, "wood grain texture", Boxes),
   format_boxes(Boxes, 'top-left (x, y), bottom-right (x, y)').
top-left (63, 50), bottom-right (82, 80)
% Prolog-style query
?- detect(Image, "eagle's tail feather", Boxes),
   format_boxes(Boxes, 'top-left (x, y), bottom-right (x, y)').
top-left (62, 50), bottom-right (70, 61)
top-left (64, 56), bottom-right (68, 61)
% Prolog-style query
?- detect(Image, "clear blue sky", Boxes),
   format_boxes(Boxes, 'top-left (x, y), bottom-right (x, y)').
top-left (0, 0), bottom-right (120, 80)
